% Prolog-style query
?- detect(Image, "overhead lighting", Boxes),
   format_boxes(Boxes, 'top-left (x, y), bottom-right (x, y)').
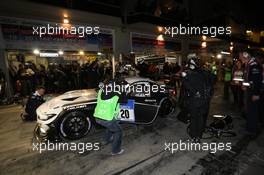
top-left (63, 18), bottom-right (69, 24)
top-left (230, 46), bottom-right (233, 51)
top-left (202, 35), bottom-right (207, 41)
top-left (63, 14), bottom-right (68, 18)
top-left (79, 50), bottom-right (84, 55)
top-left (221, 51), bottom-right (231, 55)
top-left (157, 34), bottom-right (164, 41)
top-left (33, 49), bottom-right (40, 55)
top-left (40, 52), bottom-right (59, 57)
top-left (97, 52), bottom-right (102, 56)
top-left (216, 54), bottom-right (222, 59)
top-left (58, 50), bottom-right (64, 55)
top-left (201, 42), bottom-right (207, 48)
top-left (157, 26), bottom-right (163, 33)
top-left (230, 42), bottom-right (233, 46)
top-left (246, 30), bottom-right (253, 36)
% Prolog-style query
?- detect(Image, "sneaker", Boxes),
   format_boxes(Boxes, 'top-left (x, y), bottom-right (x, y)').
top-left (111, 149), bottom-right (124, 156)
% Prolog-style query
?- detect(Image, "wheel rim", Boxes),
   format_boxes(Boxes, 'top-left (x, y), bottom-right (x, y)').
top-left (60, 112), bottom-right (91, 139)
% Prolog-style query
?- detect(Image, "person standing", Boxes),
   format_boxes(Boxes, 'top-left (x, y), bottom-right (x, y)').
top-left (231, 60), bottom-right (244, 108)
top-left (181, 53), bottom-right (215, 142)
top-left (239, 51), bottom-right (263, 137)
top-left (223, 62), bottom-right (232, 100)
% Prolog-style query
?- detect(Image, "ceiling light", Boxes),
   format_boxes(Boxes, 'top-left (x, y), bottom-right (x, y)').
top-left (201, 42), bottom-right (207, 48)
top-left (58, 50), bottom-right (64, 55)
top-left (216, 54), bottom-right (222, 59)
top-left (63, 18), bottom-right (69, 24)
top-left (79, 51), bottom-right (84, 55)
top-left (33, 49), bottom-right (40, 55)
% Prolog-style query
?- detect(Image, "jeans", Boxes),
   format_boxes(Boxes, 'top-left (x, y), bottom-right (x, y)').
top-left (96, 119), bottom-right (123, 154)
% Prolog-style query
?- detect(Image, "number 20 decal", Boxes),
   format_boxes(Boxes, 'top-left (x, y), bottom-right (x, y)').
top-left (120, 109), bottom-right (129, 118)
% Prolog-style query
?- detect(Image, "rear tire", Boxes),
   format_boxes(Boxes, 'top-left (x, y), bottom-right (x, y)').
top-left (159, 98), bottom-right (175, 117)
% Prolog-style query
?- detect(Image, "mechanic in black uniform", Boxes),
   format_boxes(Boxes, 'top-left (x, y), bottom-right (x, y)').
top-left (181, 53), bottom-right (215, 142)
top-left (239, 51), bottom-right (263, 137)
top-left (24, 86), bottom-right (45, 121)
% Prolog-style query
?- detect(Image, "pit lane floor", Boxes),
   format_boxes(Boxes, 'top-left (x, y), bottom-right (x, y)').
top-left (0, 86), bottom-right (263, 175)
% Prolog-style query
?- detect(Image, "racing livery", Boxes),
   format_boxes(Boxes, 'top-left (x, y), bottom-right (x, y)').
top-left (34, 77), bottom-right (176, 141)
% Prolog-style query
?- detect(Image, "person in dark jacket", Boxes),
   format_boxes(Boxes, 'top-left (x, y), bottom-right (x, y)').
top-left (239, 51), bottom-right (263, 137)
top-left (23, 86), bottom-right (45, 121)
top-left (181, 53), bottom-right (215, 142)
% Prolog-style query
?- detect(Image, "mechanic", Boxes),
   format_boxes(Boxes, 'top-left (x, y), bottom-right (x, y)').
top-left (181, 53), bottom-right (215, 142)
top-left (24, 86), bottom-right (45, 121)
top-left (94, 79), bottom-right (126, 155)
top-left (239, 51), bottom-right (263, 137)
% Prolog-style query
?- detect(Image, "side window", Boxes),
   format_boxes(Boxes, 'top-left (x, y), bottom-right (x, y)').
top-left (130, 82), bottom-right (151, 98)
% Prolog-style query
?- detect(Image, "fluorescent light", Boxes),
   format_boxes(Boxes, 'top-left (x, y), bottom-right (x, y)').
top-left (221, 51), bottom-right (230, 55)
top-left (40, 52), bottom-right (59, 57)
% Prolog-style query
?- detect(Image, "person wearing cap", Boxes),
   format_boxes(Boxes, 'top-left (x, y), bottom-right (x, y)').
top-left (181, 53), bottom-right (215, 142)
top-left (239, 51), bottom-right (263, 137)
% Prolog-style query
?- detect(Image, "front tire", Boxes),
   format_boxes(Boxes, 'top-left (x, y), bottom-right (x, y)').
top-left (59, 111), bottom-right (92, 140)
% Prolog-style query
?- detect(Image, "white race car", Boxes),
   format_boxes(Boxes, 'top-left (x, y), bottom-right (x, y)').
top-left (34, 77), bottom-right (176, 141)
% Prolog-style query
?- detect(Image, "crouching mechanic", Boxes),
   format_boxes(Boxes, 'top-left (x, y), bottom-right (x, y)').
top-left (94, 80), bottom-right (126, 155)
top-left (23, 86), bottom-right (45, 121)
top-left (181, 54), bottom-right (215, 142)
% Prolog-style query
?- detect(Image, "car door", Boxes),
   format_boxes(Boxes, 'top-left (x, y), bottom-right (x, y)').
top-left (125, 81), bottom-right (159, 124)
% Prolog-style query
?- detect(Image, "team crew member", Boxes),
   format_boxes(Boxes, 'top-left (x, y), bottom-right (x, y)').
top-left (24, 86), bottom-right (45, 121)
top-left (231, 60), bottom-right (244, 108)
top-left (239, 51), bottom-right (263, 137)
top-left (223, 62), bottom-right (232, 100)
top-left (181, 54), bottom-right (215, 142)
top-left (94, 80), bottom-right (126, 155)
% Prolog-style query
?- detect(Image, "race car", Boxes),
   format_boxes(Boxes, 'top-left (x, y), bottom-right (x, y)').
top-left (34, 77), bottom-right (176, 141)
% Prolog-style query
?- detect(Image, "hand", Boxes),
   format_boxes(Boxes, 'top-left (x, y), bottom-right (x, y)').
top-left (252, 95), bottom-right (260, 101)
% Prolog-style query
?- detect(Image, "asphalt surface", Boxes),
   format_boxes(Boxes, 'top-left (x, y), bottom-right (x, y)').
top-left (0, 85), bottom-right (263, 175)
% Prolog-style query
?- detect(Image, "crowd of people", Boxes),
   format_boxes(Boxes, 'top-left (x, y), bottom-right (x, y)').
top-left (8, 60), bottom-right (112, 97)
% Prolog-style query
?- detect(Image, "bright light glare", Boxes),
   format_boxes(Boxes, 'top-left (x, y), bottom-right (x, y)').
top-left (33, 49), bottom-right (40, 55)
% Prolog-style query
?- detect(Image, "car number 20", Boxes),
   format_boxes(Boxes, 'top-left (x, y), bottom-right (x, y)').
top-left (120, 109), bottom-right (130, 118)
top-left (117, 100), bottom-right (135, 122)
